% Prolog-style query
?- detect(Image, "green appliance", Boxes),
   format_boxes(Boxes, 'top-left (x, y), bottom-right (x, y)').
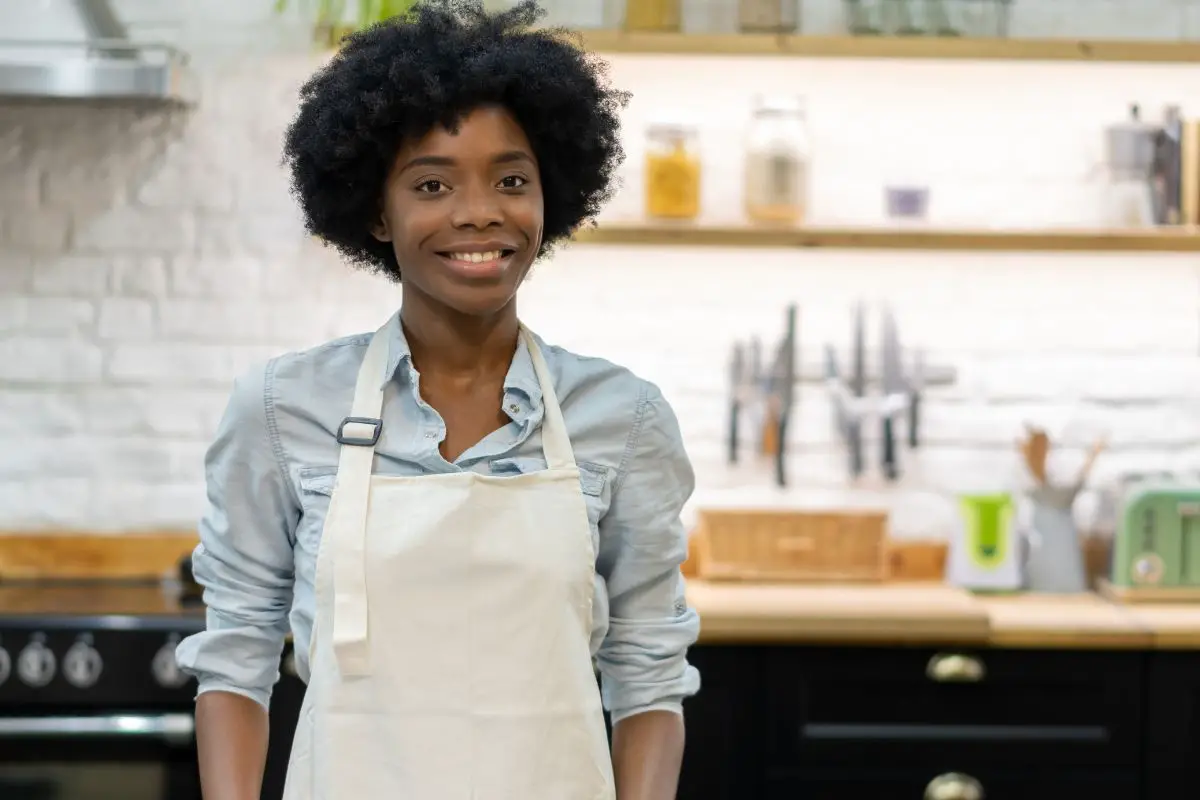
top-left (1110, 484), bottom-right (1200, 588)
top-left (946, 493), bottom-right (1023, 592)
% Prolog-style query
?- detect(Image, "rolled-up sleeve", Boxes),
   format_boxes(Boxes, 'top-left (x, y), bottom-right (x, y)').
top-left (595, 382), bottom-right (701, 724)
top-left (174, 361), bottom-right (300, 711)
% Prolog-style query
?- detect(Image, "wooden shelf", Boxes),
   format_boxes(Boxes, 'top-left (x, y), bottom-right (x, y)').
top-left (571, 223), bottom-right (1200, 252)
top-left (575, 31), bottom-right (1200, 64)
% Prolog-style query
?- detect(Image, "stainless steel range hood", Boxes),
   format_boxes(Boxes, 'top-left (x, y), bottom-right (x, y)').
top-left (0, 0), bottom-right (195, 105)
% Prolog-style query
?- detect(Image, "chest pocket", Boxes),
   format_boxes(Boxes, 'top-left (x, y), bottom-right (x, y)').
top-left (295, 467), bottom-right (337, 558)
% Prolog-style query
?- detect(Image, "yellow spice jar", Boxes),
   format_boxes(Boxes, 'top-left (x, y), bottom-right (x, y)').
top-left (624, 0), bottom-right (681, 32)
top-left (644, 123), bottom-right (702, 220)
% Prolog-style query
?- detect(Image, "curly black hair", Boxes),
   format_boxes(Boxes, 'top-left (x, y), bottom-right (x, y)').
top-left (281, 0), bottom-right (628, 281)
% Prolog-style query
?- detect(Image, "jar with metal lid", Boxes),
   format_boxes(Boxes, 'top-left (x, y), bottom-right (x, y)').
top-left (744, 96), bottom-right (809, 225)
top-left (645, 122), bottom-right (702, 221)
top-left (738, 0), bottom-right (799, 33)
top-left (624, 0), bottom-right (681, 32)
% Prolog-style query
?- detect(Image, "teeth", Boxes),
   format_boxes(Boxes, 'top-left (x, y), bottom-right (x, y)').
top-left (448, 250), bottom-right (504, 263)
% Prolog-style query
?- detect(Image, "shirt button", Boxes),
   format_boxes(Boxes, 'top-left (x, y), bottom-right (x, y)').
top-left (424, 431), bottom-right (438, 439)
top-left (508, 404), bottom-right (520, 414)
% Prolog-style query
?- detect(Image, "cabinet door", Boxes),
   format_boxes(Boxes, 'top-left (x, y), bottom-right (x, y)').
top-left (1144, 651), bottom-right (1200, 800)
top-left (765, 768), bottom-right (1139, 800)
top-left (676, 646), bottom-right (766, 800)
top-left (765, 645), bottom-right (1143, 770)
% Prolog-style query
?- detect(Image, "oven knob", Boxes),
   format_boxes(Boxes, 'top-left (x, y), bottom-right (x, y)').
top-left (0, 647), bottom-right (10, 687)
top-left (17, 639), bottom-right (56, 688)
top-left (63, 641), bottom-right (104, 688)
top-left (152, 639), bottom-right (188, 689)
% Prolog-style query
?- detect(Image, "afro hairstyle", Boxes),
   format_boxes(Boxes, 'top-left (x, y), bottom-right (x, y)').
top-left (281, 0), bottom-right (629, 281)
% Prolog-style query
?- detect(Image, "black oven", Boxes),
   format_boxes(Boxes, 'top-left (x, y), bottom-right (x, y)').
top-left (0, 603), bottom-right (205, 800)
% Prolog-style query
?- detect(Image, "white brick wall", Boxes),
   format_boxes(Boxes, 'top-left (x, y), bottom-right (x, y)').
top-left (1, 13), bottom-right (1199, 535)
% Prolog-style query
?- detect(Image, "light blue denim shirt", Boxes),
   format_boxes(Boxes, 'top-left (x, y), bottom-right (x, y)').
top-left (175, 311), bottom-right (701, 723)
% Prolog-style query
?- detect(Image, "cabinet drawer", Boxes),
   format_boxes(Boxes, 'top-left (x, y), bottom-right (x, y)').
top-left (766, 646), bottom-right (1142, 769)
top-left (765, 768), bottom-right (1139, 800)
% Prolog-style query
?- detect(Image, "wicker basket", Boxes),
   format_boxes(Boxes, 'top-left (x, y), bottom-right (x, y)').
top-left (692, 508), bottom-right (889, 583)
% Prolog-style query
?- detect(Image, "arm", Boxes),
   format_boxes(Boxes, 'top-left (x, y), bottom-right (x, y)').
top-left (174, 363), bottom-right (300, 800)
top-left (595, 383), bottom-right (702, 800)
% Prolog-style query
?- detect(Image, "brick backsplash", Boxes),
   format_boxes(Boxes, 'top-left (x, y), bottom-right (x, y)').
top-left (1, 33), bottom-right (1199, 535)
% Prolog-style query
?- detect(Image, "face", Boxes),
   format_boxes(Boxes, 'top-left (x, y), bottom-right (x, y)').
top-left (373, 105), bottom-right (544, 318)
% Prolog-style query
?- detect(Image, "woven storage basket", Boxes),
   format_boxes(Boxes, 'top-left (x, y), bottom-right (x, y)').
top-left (692, 508), bottom-right (889, 582)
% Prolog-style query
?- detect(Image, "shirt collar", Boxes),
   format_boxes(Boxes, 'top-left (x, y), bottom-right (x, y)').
top-left (379, 310), bottom-right (544, 413)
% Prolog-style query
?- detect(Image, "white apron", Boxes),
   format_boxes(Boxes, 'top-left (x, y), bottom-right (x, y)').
top-left (281, 323), bottom-right (616, 800)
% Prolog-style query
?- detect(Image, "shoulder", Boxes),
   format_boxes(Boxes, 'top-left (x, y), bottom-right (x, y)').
top-left (269, 331), bottom-right (375, 389)
top-left (537, 338), bottom-right (664, 418)
top-left (535, 337), bottom-right (683, 464)
top-left (234, 331), bottom-right (376, 457)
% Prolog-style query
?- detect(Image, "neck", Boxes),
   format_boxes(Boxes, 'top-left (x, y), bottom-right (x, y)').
top-left (399, 294), bottom-right (520, 379)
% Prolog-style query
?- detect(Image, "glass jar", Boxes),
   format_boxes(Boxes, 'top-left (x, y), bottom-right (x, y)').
top-left (624, 0), bottom-right (681, 32)
top-left (645, 123), bottom-right (702, 221)
top-left (744, 96), bottom-right (809, 225)
top-left (738, 0), bottom-right (799, 33)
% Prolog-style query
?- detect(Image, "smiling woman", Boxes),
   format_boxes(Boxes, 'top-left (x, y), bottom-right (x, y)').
top-left (173, 2), bottom-right (701, 800)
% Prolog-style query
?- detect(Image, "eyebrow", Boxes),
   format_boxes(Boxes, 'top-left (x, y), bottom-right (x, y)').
top-left (397, 150), bottom-right (534, 173)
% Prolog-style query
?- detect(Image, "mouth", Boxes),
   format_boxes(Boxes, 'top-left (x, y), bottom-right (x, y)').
top-left (435, 248), bottom-right (518, 278)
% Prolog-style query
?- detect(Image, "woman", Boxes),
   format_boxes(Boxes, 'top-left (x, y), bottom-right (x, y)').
top-left (174, 2), bottom-right (701, 798)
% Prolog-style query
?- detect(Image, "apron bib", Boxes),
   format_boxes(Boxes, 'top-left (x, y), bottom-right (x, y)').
top-left (282, 323), bottom-right (615, 800)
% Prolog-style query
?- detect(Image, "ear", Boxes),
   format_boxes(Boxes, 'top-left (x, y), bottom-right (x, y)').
top-left (371, 213), bottom-right (392, 243)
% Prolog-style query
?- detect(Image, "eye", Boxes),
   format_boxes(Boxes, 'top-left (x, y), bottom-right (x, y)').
top-left (498, 175), bottom-right (527, 189)
top-left (416, 179), bottom-right (448, 194)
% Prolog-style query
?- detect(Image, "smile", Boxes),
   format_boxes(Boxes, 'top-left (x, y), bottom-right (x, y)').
top-left (435, 248), bottom-right (517, 277)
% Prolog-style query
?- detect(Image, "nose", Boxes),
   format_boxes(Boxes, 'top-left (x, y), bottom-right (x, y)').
top-left (450, 178), bottom-right (503, 230)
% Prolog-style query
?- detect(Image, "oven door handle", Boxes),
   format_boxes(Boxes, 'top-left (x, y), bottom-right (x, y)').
top-left (0, 713), bottom-right (195, 746)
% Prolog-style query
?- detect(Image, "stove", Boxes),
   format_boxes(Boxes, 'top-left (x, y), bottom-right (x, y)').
top-left (0, 581), bottom-right (206, 800)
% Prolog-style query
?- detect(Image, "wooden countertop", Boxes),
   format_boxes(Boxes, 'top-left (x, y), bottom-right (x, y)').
top-left (688, 581), bottom-right (1200, 650)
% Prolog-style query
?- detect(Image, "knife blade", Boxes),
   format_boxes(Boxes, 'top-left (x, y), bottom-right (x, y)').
top-left (847, 302), bottom-right (866, 478)
top-left (880, 305), bottom-right (906, 481)
top-left (774, 304), bottom-right (798, 488)
top-left (728, 343), bottom-right (744, 465)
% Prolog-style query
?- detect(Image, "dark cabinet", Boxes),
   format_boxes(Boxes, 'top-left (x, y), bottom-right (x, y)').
top-left (1144, 651), bottom-right (1200, 799)
top-left (679, 644), bottom-right (1194, 800)
top-left (764, 769), bottom-right (1139, 800)
top-left (766, 646), bottom-right (1143, 771)
top-left (677, 647), bottom-right (765, 800)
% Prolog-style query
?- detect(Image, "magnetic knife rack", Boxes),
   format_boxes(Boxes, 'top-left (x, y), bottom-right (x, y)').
top-left (726, 303), bottom-right (957, 487)
top-left (824, 303), bottom-right (957, 482)
top-left (728, 305), bottom-right (798, 488)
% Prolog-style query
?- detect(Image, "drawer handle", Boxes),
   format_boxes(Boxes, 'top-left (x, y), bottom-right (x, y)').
top-left (925, 772), bottom-right (984, 800)
top-left (926, 653), bottom-right (985, 683)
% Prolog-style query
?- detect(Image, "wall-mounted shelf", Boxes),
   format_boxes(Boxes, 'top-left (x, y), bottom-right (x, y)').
top-left (571, 224), bottom-right (1200, 252)
top-left (575, 31), bottom-right (1200, 64)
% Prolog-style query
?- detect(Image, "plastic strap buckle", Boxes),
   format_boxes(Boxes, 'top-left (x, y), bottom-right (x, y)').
top-left (336, 416), bottom-right (383, 447)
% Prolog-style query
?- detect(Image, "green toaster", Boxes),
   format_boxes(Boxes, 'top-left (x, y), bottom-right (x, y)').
top-left (1111, 484), bottom-right (1200, 588)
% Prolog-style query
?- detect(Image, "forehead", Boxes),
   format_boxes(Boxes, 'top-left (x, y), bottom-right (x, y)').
top-left (398, 105), bottom-right (534, 161)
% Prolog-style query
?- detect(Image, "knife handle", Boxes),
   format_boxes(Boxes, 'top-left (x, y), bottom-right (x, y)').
top-left (908, 393), bottom-right (920, 448)
top-left (728, 402), bottom-right (740, 464)
top-left (847, 424), bottom-right (864, 478)
top-left (882, 417), bottom-right (899, 481)
top-left (774, 413), bottom-right (788, 487)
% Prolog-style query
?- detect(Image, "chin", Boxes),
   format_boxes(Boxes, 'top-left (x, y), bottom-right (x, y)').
top-left (438, 284), bottom-right (522, 318)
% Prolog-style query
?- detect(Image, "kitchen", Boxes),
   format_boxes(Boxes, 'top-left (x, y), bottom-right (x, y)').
top-left (2, 0), bottom-right (1200, 798)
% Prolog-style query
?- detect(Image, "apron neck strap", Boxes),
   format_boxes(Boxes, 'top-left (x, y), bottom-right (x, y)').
top-left (340, 322), bottom-right (576, 471)
top-left (519, 326), bottom-right (575, 471)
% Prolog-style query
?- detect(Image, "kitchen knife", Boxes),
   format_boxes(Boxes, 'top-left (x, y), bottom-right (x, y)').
top-left (909, 348), bottom-right (924, 449)
top-left (774, 304), bottom-right (799, 488)
top-left (848, 303), bottom-right (866, 478)
top-left (880, 305), bottom-right (906, 482)
top-left (728, 343), bottom-right (744, 465)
